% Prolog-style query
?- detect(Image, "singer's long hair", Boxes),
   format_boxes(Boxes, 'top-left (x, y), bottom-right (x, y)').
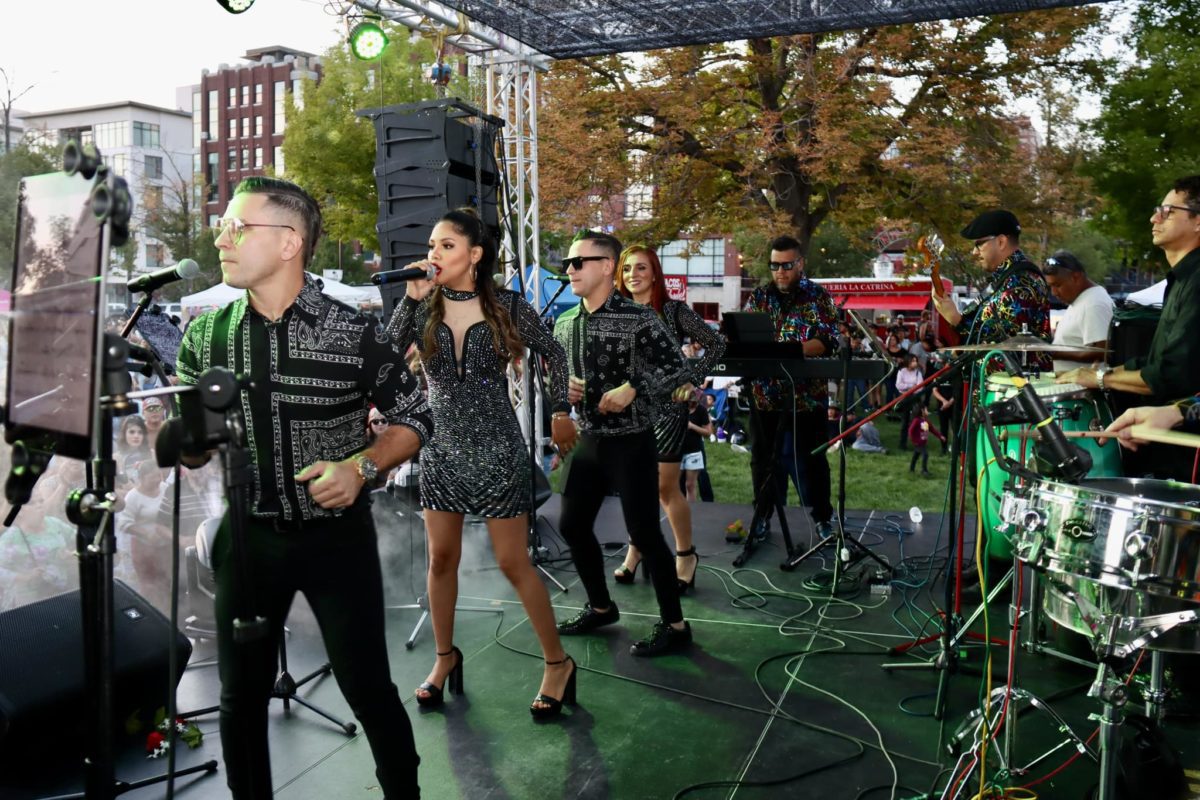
top-left (422, 208), bottom-right (524, 362)
top-left (616, 244), bottom-right (668, 314)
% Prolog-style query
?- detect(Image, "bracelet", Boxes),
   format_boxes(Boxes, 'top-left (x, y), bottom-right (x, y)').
top-left (551, 411), bottom-right (571, 420)
top-left (1096, 369), bottom-right (1107, 392)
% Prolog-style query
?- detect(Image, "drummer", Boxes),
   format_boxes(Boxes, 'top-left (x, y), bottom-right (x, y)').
top-left (1103, 396), bottom-right (1200, 450)
top-left (1042, 250), bottom-right (1113, 375)
top-left (930, 209), bottom-right (1052, 372)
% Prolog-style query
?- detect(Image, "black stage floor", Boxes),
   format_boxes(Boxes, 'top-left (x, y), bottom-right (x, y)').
top-left (3, 497), bottom-right (1199, 800)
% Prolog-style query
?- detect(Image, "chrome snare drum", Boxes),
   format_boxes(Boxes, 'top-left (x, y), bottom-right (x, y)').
top-left (1009, 477), bottom-right (1200, 600)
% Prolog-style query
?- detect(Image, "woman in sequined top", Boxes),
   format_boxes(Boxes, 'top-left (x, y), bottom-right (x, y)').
top-left (387, 209), bottom-right (580, 718)
top-left (612, 245), bottom-right (725, 593)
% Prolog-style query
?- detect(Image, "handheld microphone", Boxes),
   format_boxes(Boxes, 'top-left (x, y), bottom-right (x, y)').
top-left (128, 258), bottom-right (201, 293)
top-left (371, 265), bottom-right (435, 285)
top-left (999, 353), bottom-right (1091, 482)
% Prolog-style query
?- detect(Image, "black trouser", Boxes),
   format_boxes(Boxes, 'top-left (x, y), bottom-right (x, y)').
top-left (748, 404), bottom-right (833, 524)
top-left (909, 445), bottom-right (930, 472)
top-left (212, 505), bottom-right (419, 799)
top-left (936, 407), bottom-right (953, 452)
top-left (559, 430), bottom-right (683, 625)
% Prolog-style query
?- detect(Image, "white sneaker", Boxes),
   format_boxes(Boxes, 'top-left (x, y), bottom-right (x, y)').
top-left (731, 443), bottom-right (750, 454)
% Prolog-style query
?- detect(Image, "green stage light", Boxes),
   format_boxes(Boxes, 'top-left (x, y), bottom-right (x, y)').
top-left (217, 0), bottom-right (255, 12)
top-left (349, 21), bottom-right (389, 60)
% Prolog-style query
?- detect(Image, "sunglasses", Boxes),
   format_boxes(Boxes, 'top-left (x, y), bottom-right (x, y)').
top-left (561, 255), bottom-right (611, 271)
top-left (972, 236), bottom-right (997, 249)
top-left (369, 419), bottom-right (389, 426)
top-left (768, 260), bottom-right (800, 271)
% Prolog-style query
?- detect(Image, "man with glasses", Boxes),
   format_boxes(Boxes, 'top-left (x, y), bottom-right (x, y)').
top-left (552, 230), bottom-right (696, 656)
top-left (178, 177), bottom-right (429, 798)
top-left (742, 235), bottom-right (840, 542)
top-left (931, 209), bottom-right (1051, 370)
top-left (1059, 176), bottom-right (1200, 479)
top-left (1042, 250), bottom-right (1113, 375)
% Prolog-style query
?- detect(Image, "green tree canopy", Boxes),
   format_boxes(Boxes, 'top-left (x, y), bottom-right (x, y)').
top-left (0, 143), bottom-right (57, 285)
top-left (282, 24), bottom-right (440, 252)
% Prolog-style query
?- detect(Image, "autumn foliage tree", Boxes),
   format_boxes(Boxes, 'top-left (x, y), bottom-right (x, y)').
top-left (539, 10), bottom-right (1105, 279)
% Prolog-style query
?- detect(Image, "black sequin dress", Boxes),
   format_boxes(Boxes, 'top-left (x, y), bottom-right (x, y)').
top-left (651, 300), bottom-right (726, 462)
top-left (388, 288), bottom-right (569, 518)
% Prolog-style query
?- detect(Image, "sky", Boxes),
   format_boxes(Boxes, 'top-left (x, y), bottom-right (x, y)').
top-left (3, 0), bottom-right (348, 114)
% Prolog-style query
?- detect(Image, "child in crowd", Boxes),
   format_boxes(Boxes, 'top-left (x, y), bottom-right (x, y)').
top-left (907, 405), bottom-right (946, 476)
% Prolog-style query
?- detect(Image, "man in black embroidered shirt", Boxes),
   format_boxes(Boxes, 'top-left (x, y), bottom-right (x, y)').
top-left (1059, 175), bottom-right (1200, 479)
top-left (177, 177), bottom-right (429, 798)
top-left (553, 230), bottom-right (694, 656)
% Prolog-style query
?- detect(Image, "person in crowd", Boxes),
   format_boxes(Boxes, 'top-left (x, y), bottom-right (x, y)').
top-left (116, 414), bottom-right (151, 479)
top-left (907, 405), bottom-right (946, 476)
top-left (612, 244), bottom-right (725, 593)
top-left (1059, 177), bottom-right (1200, 480)
top-left (387, 208), bottom-right (579, 718)
top-left (931, 209), bottom-right (1051, 371)
top-left (916, 309), bottom-right (934, 343)
top-left (141, 396), bottom-right (167, 448)
top-left (553, 229), bottom-right (694, 657)
top-left (117, 460), bottom-right (169, 610)
top-left (852, 415), bottom-right (888, 454)
top-left (930, 357), bottom-right (957, 455)
top-left (680, 388), bottom-right (714, 506)
top-left (363, 407), bottom-right (399, 490)
top-left (1042, 250), bottom-right (1113, 375)
top-left (179, 176), bottom-right (426, 797)
top-left (895, 354), bottom-right (924, 450)
top-left (742, 235), bottom-right (840, 541)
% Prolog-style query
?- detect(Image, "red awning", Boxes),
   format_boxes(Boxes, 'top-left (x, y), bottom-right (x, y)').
top-left (833, 294), bottom-right (932, 312)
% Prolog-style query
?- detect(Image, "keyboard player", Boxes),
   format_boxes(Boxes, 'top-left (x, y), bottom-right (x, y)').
top-left (741, 235), bottom-right (840, 541)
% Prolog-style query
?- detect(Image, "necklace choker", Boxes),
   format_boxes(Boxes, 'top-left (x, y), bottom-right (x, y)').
top-left (441, 287), bottom-right (479, 301)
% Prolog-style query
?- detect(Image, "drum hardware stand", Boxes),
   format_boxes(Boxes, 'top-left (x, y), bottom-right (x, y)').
top-left (1021, 569), bottom-right (1099, 669)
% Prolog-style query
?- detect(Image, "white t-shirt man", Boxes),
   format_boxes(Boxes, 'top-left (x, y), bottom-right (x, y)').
top-left (1052, 284), bottom-right (1114, 374)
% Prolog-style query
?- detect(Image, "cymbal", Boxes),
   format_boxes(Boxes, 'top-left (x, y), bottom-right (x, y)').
top-left (943, 335), bottom-right (1107, 354)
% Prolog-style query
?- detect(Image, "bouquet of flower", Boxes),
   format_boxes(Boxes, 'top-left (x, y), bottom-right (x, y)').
top-left (134, 708), bottom-right (203, 758)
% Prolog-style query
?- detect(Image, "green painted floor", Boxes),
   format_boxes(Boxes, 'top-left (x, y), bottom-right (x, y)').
top-left (3, 499), bottom-right (1199, 799)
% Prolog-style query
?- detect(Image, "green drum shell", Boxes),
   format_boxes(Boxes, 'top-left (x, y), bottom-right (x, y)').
top-left (977, 381), bottom-right (1122, 561)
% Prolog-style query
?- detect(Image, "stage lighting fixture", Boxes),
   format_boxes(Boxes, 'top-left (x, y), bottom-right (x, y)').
top-left (217, 0), bottom-right (255, 13)
top-left (349, 21), bottom-right (389, 60)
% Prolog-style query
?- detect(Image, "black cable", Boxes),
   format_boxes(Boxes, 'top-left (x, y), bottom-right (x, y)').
top-left (854, 785), bottom-right (925, 800)
top-left (165, 460), bottom-right (183, 799)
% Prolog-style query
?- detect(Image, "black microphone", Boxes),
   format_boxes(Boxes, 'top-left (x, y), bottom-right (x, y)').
top-left (999, 353), bottom-right (1091, 482)
top-left (543, 273), bottom-right (571, 284)
top-left (128, 258), bottom-right (201, 293)
top-left (372, 265), bottom-right (434, 285)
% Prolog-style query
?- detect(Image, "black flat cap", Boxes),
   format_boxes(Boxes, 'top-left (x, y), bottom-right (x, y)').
top-left (961, 210), bottom-right (1021, 239)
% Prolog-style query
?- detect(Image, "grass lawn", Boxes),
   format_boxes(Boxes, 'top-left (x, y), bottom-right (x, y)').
top-left (553, 414), bottom-right (978, 515)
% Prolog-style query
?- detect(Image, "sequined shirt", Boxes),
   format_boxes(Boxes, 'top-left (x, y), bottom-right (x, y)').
top-left (176, 275), bottom-right (431, 522)
top-left (954, 250), bottom-right (1052, 372)
top-left (554, 291), bottom-right (690, 436)
top-left (660, 299), bottom-right (726, 385)
top-left (742, 280), bottom-right (840, 412)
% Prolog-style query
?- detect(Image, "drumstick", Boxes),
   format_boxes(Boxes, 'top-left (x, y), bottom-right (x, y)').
top-left (998, 430), bottom-right (1111, 444)
top-left (999, 426), bottom-right (1200, 448)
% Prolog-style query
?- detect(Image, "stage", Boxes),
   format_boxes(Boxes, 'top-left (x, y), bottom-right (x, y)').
top-left (3, 497), bottom-right (1198, 800)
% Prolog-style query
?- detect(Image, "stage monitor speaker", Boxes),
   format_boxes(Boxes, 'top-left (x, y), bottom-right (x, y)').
top-left (0, 580), bottom-right (192, 760)
top-left (359, 98), bottom-right (504, 271)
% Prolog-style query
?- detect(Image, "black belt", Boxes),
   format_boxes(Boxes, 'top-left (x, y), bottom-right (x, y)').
top-left (261, 500), bottom-right (368, 533)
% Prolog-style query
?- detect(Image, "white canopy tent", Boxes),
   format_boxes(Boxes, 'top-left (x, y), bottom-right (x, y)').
top-left (181, 274), bottom-right (381, 310)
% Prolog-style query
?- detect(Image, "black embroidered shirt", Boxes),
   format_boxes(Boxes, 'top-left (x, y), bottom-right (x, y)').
top-left (176, 276), bottom-right (431, 522)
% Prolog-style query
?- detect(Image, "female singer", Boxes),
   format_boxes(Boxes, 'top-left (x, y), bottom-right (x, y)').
top-left (388, 208), bottom-right (579, 718)
top-left (613, 245), bottom-right (725, 592)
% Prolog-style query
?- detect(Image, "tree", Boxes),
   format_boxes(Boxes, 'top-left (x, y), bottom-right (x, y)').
top-left (539, 10), bottom-right (1106, 283)
top-left (282, 24), bottom-right (441, 252)
top-left (1086, 0), bottom-right (1200, 275)
top-left (309, 236), bottom-right (369, 284)
top-left (0, 67), bottom-right (36, 155)
top-left (0, 143), bottom-right (57, 285)
top-left (137, 172), bottom-right (222, 300)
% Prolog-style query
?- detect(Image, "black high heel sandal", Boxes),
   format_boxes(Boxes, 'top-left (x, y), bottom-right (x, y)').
top-left (530, 656), bottom-right (577, 719)
top-left (676, 547), bottom-right (700, 594)
top-left (613, 543), bottom-right (647, 584)
top-left (415, 646), bottom-right (463, 708)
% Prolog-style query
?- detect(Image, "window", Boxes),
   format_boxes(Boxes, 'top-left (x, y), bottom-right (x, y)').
top-left (228, 118), bottom-right (237, 139)
top-left (207, 90), bottom-right (219, 139)
top-left (292, 79), bottom-right (304, 111)
top-left (273, 145), bottom-right (284, 175)
top-left (228, 179), bottom-right (238, 200)
top-left (193, 153), bottom-right (203, 206)
top-left (107, 153), bottom-right (129, 178)
top-left (132, 122), bottom-right (159, 148)
top-left (254, 115), bottom-right (263, 136)
top-left (241, 117), bottom-right (249, 138)
top-left (659, 238), bottom-right (725, 285)
top-left (254, 83), bottom-right (263, 105)
top-left (145, 243), bottom-right (165, 269)
top-left (227, 149), bottom-right (237, 170)
top-left (624, 182), bottom-right (654, 221)
top-left (228, 87), bottom-right (237, 107)
top-left (241, 149), bottom-right (250, 169)
top-left (144, 155), bottom-right (163, 180)
top-left (192, 91), bottom-right (201, 147)
top-left (144, 185), bottom-right (163, 212)
top-left (273, 81), bottom-right (286, 133)
top-left (241, 85), bottom-right (249, 106)
top-left (206, 153), bottom-right (219, 202)
top-left (93, 121), bottom-right (128, 149)
top-left (254, 147), bottom-right (263, 168)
